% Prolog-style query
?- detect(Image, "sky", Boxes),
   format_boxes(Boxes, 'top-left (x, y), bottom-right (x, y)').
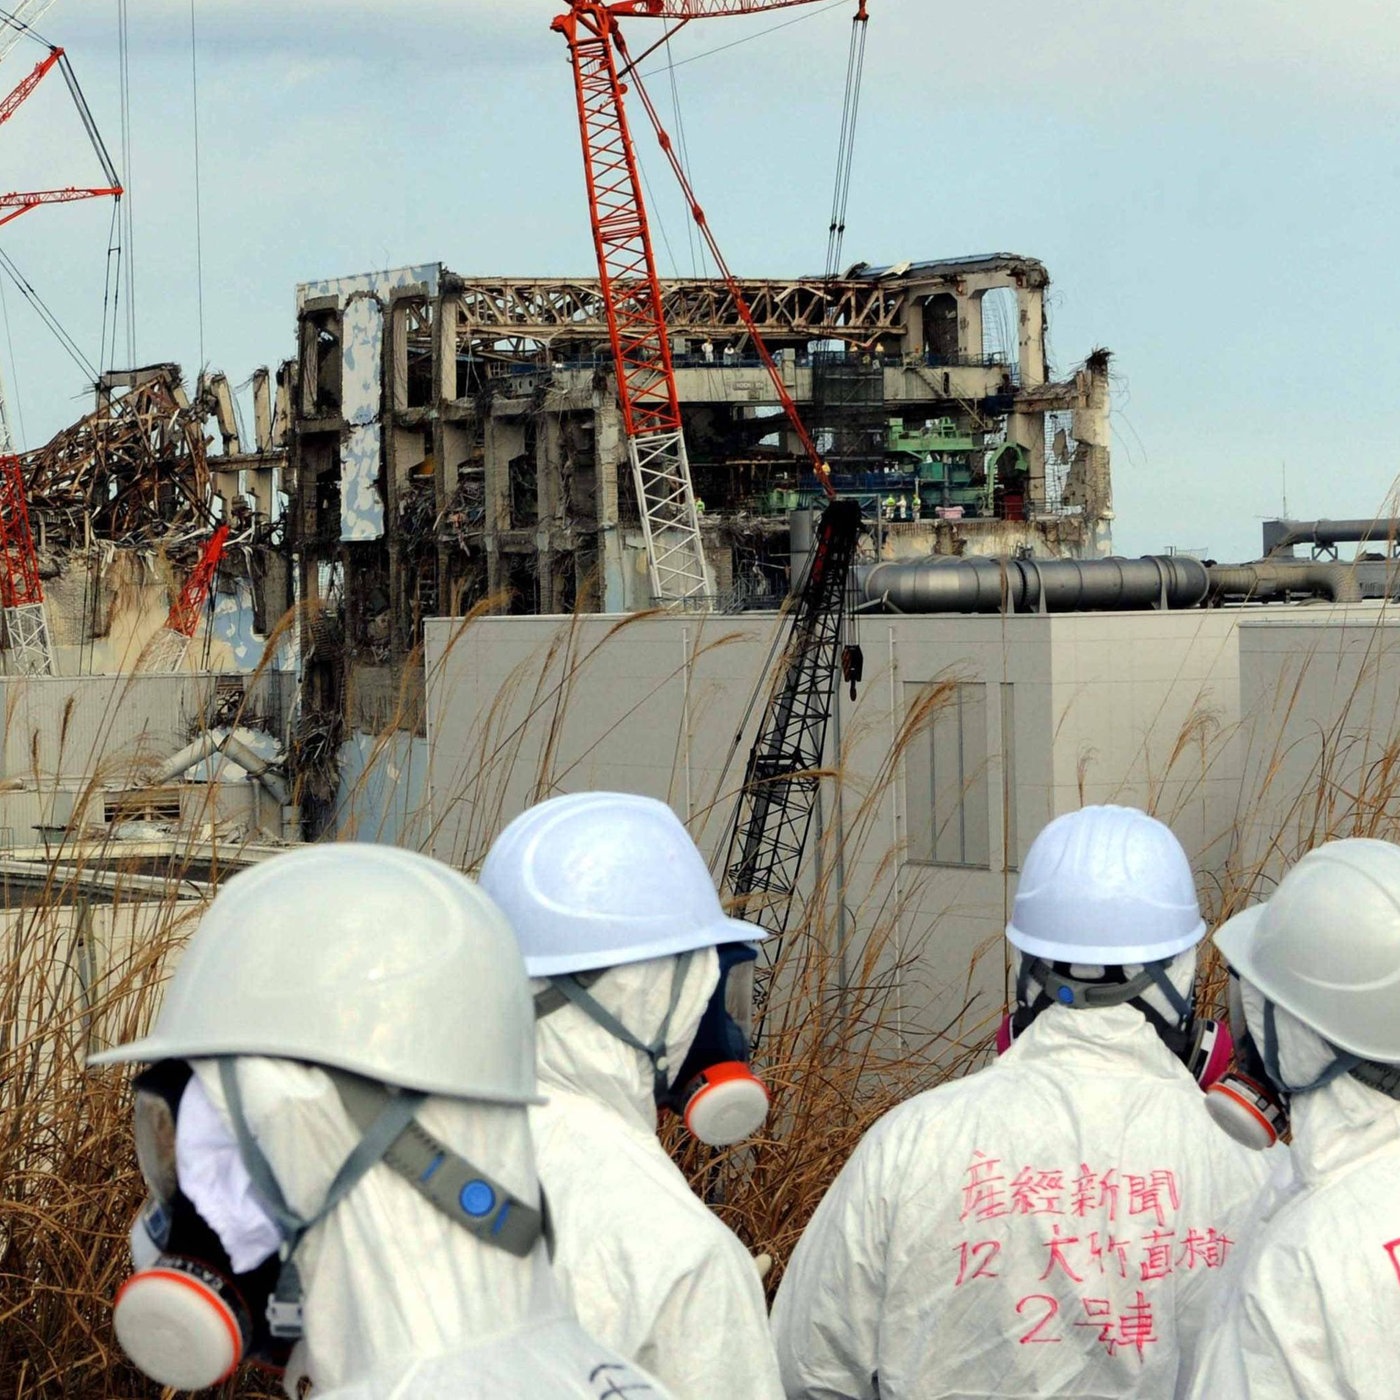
top-left (0, 0), bottom-right (1398, 563)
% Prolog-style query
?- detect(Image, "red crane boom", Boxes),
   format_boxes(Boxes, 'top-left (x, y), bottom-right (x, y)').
top-left (0, 47), bottom-right (122, 231)
top-left (0, 453), bottom-right (53, 673)
top-left (141, 525), bottom-right (228, 673)
top-left (553, 0), bottom-right (839, 604)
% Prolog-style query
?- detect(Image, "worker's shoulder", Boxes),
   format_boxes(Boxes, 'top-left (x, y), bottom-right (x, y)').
top-left (1288, 1140), bottom-right (1400, 1242)
top-left (532, 1094), bottom-right (749, 1253)
top-left (852, 1065), bottom-right (1003, 1156)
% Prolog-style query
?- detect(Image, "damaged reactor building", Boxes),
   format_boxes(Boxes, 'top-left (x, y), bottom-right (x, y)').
top-left (290, 252), bottom-right (1113, 824)
top-left (0, 250), bottom-right (1112, 846)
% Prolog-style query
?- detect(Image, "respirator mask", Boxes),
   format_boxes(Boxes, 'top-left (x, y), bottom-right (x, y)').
top-left (1203, 972), bottom-right (1288, 1150)
top-left (538, 944), bottom-right (770, 1147)
top-left (114, 1060), bottom-right (291, 1391)
top-left (996, 956), bottom-right (1233, 1091)
top-left (1204, 970), bottom-right (1400, 1149)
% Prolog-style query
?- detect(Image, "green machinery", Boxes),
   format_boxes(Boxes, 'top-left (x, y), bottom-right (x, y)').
top-left (761, 417), bottom-right (1030, 518)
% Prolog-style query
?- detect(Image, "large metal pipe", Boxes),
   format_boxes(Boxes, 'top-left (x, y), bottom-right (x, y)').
top-left (1263, 518), bottom-right (1400, 557)
top-left (855, 554), bottom-right (1381, 614)
top-left (152, 731), bottom-right (290, 806)
top-left (857, 555), bottom-right (1211, 614)
top-left (1206, 561), bottom-right (1364, 605)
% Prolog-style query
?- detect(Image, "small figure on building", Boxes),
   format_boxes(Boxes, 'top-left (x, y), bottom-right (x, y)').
top-left (723, 344), bottom-right (736, 366)
top-left (910, 492), bottom-right (922, 522)
top-left (702, 339), bottom-right (714, 364)
top-left (883, 495), bottom-right (898, 521)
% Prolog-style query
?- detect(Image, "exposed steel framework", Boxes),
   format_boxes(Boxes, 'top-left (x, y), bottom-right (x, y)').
top-left (552, 0), bottom-right (836, 603)
top-left (448, 274), bottom-right (904, 347)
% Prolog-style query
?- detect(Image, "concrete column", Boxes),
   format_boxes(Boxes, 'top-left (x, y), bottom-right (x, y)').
top-left (592, 398), bottom-right (626, 611)
top-left (437, 295), bottom-right (459, 404)
top-left (1007, 410), bottom-right (1047, 511)
top-left (962, 292), bottom-right (984, 362)
top-left (1017, 289), bottom-right (1046, 389)
top-left (390, 298), bottom-right (410, 413)
top-left (902, 297), bottom-right (924, 358)
top-left (1066, 358), bottom-right (1114, 554)
top-left (536, 416), bottom-right (565, 612)
top-left (484, 412), bottom-right (518, 600)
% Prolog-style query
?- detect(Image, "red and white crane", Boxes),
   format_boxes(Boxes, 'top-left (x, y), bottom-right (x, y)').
top-left (550, 0), bottom-right (851, 606)
top-left (0, 6), bottom-right (122, 233)
top-left (0, 3), bottom-right (123, 674)
top-left (549, 0), bottom-right (873, 940)
top-left (0, 451), bottom-right (53, 674)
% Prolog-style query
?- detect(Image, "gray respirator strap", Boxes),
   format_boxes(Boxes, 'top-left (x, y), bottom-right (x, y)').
top-left (533, 967), bottom-right (607, 1020)
top-left (327, 1069), bottom-right (545, 1258)
top-left (1350, 1059), bottom-right (1400, 1101)
top-left (547, 950), bottom-right (695, 1103)
top-left (1261, 1000), bottom-right (1359, 1097)
top-left (217, 1058), bottom-right (426, 1337)
top-left (1141, 959), bottom-right (1193, 1026)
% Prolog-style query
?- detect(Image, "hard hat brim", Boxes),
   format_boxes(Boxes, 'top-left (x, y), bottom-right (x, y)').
top-left (87, 1038), bottom-right (547, 1107)
top-left (522, 913), bottom-right (770, 979)
top-left (1005, 917), bottom-right (1205, 966)
top-left (1211, 903), bottom-right (1266, 982)
top-left (1213, 899), bottom-right (1400, 1061)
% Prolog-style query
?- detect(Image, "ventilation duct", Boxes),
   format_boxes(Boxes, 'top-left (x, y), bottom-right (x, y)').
top-left (854, 554), bottom-right (1381, 614)
top-left (1262, 518), bottom-right (1400, 557)
top-left (856, 555), bottom-right (1210, 614)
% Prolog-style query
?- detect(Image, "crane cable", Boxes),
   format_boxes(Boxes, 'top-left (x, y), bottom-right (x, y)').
top-left (188, 0), bottom-right (205, 372)
top-left (822, 0), bottom-right (868, 282)
top-left (117, 0), bottom-right (136, 362)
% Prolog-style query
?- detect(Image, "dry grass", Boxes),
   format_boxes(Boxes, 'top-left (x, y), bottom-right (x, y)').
top-left (4, 593), bottom-right (1400, 1386)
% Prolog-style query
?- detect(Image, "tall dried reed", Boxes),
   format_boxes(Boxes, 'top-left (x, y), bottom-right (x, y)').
top-left (5, 590), bottom-right (1400, 1389)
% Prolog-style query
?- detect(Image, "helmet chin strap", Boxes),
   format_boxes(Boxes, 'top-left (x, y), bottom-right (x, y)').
top-left (1259, 1000), bottom-right (1360, 1098)
top-left (543, 951), bottom-right (697, 1105)
top-left (216, 1059), bottom-right (547, 1340)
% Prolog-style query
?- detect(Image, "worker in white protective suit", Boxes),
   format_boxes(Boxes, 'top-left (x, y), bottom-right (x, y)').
top-left (90, 843), bottom-right (674, 1399)
top-left (1185, 837), bottom-right (1400, 1399)
top-left (479, 791), bottom-right (786, 1400)
top-left (771, 804), bottom-right (1274, 1400)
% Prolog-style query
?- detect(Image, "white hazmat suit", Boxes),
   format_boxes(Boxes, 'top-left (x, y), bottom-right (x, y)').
top-left (531, 951), bottom-right (785, 1400)
top-left (772, 963), bottom-right (1272, 1400)
top-left (190, 1056), bottom-right (675, 1399)
top-left (1185, 992), bottom-right (1400, 1399)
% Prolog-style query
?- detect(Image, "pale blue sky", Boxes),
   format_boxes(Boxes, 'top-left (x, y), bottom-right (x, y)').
top-left (1, 0), bottom-right (1397, 563)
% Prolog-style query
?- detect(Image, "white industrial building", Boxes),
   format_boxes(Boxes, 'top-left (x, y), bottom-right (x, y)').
top-left (418, 600), bottom-right (1400, 1060)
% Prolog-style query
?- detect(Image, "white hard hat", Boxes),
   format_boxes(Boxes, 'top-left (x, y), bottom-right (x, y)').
top-left (479, 791), bottom-right (766, 977)
top-left (1007, 804), bottom-right (1205, 964)
top-left (1215, 837), bottom-right (1400, 1061)
top-left (91, 844), bottom-right (540, 1104)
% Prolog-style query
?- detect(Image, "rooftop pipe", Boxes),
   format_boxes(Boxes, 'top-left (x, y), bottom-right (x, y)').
top-left (1262, 518), bottom-right (1400, 557)
top-left (855, 554), bottom-right (1378, 614)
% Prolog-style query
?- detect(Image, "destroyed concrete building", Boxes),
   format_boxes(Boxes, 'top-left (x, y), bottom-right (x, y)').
top-left (289, 254), bottom-right (1114, 806)
top-left (18, 362), bottom-right (290, 671)
top-left (0, 251), bottom-right (1115, 846)
top-left (0, 363), bottom-right (298, 858)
